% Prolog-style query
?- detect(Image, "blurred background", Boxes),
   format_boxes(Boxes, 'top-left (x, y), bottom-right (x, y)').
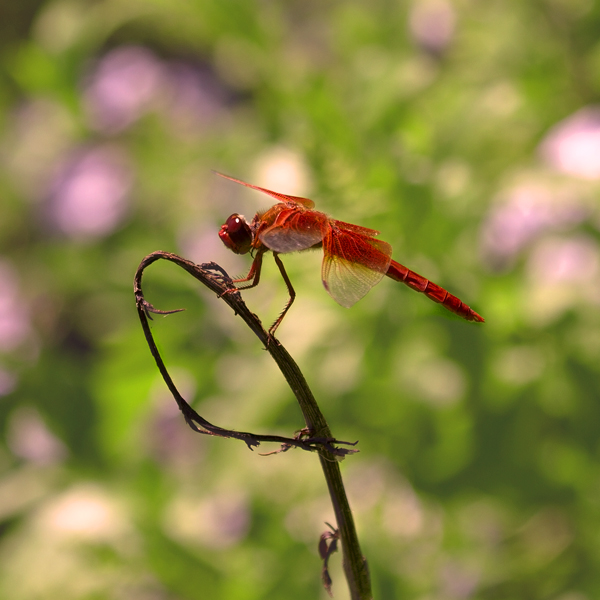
top-left (1, 0), bottom-right (599, 598)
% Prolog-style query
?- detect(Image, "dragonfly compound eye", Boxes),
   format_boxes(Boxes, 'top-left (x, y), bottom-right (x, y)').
top-left (219, 214), bottom-right (253, 254)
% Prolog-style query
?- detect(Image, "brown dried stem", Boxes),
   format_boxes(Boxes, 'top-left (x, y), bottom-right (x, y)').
top-left (134, 251), bottom-right (372, 599)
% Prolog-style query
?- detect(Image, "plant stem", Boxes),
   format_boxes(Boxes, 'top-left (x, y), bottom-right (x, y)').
top-left (135, 252), bottom-right (372, 599)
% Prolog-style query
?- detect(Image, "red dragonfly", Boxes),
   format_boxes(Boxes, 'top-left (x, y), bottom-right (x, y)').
top-left (217, 172), bottom-right (484, 334)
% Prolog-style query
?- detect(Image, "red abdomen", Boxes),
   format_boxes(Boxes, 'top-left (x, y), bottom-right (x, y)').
top-left (386, 260), bottom-right (484, 322)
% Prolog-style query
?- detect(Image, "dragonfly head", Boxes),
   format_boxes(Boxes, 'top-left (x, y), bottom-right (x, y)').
top-left (219, 213), bottom-right (253, 255)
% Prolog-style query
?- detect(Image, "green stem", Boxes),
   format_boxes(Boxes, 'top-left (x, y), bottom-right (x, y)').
top-left (135, 251), bottom-right (372, 599)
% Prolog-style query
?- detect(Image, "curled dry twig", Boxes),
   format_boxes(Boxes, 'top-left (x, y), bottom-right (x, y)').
top-left (134, 251), bottom-right (372, 599)
top-left (134, 253), bottom-right (357, 456)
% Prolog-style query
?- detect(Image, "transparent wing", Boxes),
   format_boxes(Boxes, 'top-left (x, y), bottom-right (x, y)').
top-left (261, 228), bottom-right (324, 253)
top-left (260, 208), bottom-right (328, 253)
top-left (328, 219), bottom-right (382, 237)
top-left (321, 225), bottom-right (392, 308)
top-left (214, 171), bottom-right (315, 208)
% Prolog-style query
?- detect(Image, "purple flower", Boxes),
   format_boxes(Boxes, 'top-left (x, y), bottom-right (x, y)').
top-left (527, 235), bottom-right (599, 284)
top-left (409, 0), bottom-right (456, 54)
top-left (84, 46), bottom-right (163, 134)
top-left (480, 182), bottom-right (589, 269)
top-left (540, 107), bottom-right (600, 180)
top-left (46, 146), bottom-right (133, 239)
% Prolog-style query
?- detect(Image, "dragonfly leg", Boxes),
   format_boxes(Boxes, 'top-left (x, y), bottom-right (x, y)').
top-left (219, 250), bottom-right (265, 306)
top-left (230, 250), bottom-right (265, 289)
top-left (269, 252), bottom-right (296, 336)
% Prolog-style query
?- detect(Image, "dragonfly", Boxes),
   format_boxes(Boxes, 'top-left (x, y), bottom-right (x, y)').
top-left (217, 172), bottom-right (484, 335)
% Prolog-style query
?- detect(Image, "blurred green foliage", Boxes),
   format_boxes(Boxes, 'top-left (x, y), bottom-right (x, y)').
top-left (1, 0), bottom-right (600, 598)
